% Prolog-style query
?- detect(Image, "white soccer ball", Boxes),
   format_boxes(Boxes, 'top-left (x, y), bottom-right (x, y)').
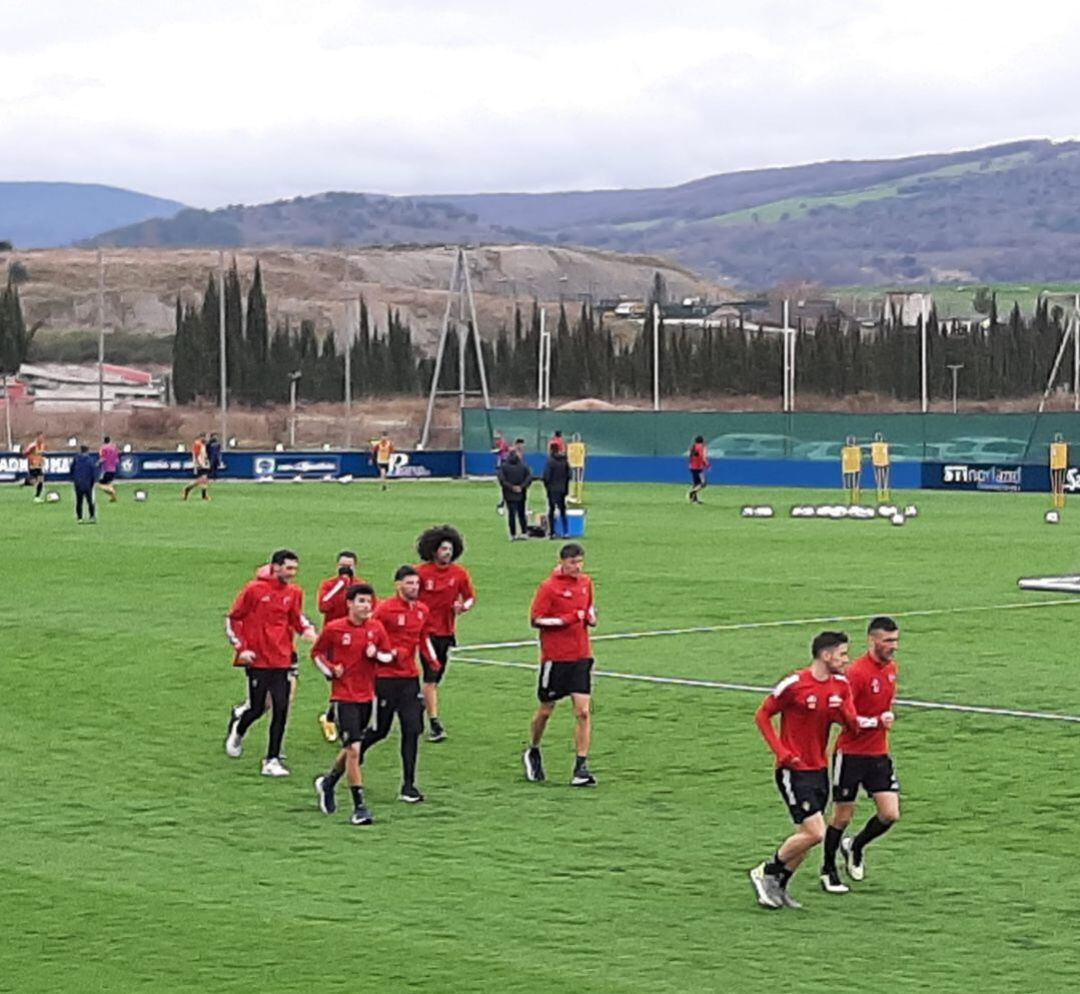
top-left (292, 475), bottom-right (304, 483)
top-left (753, 505), bottom-right (775, 518)
top-left (741, 505), bottom-right (755, 517)
top-left (890, 512), bottom-right (905, 526)
top-left (45, 491), bottom-right (61, 503)
top-left (1045, 510), bottom-right (1061, 525)
top-left (134, 490), bottom-right (148, 502)
top-left (903, 505), bottom-right (919, 518)
top-left (338, 474), bottom-right (354, 485)
top-left (255, 475), bottom-right (273, 484)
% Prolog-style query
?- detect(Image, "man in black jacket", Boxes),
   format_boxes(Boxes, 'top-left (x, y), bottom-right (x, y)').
top-left (497, 451), bottom-right (532, 540)
top-left (542, 444), bottom-right (571, 539)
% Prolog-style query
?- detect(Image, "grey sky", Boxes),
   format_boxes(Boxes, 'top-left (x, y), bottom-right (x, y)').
top-left (4, 0), bottom-right (1079, 208)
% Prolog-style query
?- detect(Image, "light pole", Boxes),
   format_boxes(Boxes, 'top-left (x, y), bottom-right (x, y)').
top-left (947, 363), bottom-right (963, 414)
top-left (288, 370), bottom-right (302, 447)
top-left (97, 250), bottom-right (106, 440)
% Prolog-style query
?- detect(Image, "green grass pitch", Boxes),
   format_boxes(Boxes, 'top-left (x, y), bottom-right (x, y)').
top-left (2, 479), bottom-right (1078, 993)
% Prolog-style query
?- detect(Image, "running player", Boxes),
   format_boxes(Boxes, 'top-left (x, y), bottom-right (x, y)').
top-left (312, 584), bottom-right (393, 825)
top-left (688, 435), bottom-right (709, 504)
top-left (820, 616), bottom-right (901, 893)
top-left (362, 566), bottom-right (440, 802)
top-left (182, 433), bottom-right (211, 501)
top-left (748, 631), bottom-right (881, 909)
top-left (99, 436), bottom-right (120, 502)
top-left (373, 431), bottom-right (394, 490)
top-left (315, 551), bottom-right (364, 741)
top-left (224, 549), bottom-right (317, 776)
top-left (25, 433), bottom-right (46, 502)
top-left (523, 542), bottom-right (598, 788)
top-left (415, 525), bottom-right (476, 742)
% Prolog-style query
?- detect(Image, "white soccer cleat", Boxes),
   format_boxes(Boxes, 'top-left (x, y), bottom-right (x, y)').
top-left (748, 863), bottom-right (783, 909)
top-left (261, 758), bottom-right (291, 777)
top-left (840, 836), bottom-right (865, 881)
top-left (820, 868), bottom-right (850, 894)
top-left (224, 730), bottom-right (243, 758)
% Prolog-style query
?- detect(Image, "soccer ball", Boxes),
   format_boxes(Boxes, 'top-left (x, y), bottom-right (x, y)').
top-left (134, 490), bottom-right (148, 502)
top-left (740, 505), bottom-right (755, 517)
top-left (1045, 510), bottom-right (1061, 525)
top-left (753, 505), bottom-right (775, 518)
top-left (890, 512), bottom-right (905, 527)
top-left (903, 505), bottom-right (919, 518)
top-left (45, 491), bottom-right (60, 503)
top-left (338, 474), bottom-right (354, 484)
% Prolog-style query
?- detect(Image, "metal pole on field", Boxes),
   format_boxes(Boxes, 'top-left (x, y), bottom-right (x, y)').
top-left (97, 250), bottom-right (105, 440)
top-left (2, 374), bottom-right (11, 452)
top-left (537, 307), bottom-right (545, 409)
top-left (920, 318), bottom-right (929, 413)
top-left (345, 297), bottom-right (354, 449)
top-left (1073, 299), bottom-right (1079, 412)
top-left (218, 251), bottom-right (228, 443)
top-left (652, 302), bottom-right (660, 411)
top-left (947, 364), bottom-right (963, 414)
top-left (782, 300), bottom-right (790, 413)
top-left (288, 371), bottom-right (301, 447)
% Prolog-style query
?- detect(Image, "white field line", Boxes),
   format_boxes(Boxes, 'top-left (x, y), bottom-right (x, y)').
top-left (455, 597), bottom-right (1080, 652)
top-left (452, 654), bottom-right (1080, 724)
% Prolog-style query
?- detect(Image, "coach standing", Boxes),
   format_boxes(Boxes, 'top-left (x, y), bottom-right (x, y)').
top-left (71, 445), bottom-right (98, 524)
top-left (497, 449), bottom-right (533, 540)
top-left (541, 443), bottom-right (571, 538)
top-left (224, 549), bottom-right (317, 777)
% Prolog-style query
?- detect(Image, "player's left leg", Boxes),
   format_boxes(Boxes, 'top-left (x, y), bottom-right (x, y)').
top-left (845, 789), bottom-right (900, 881)
top-left (569, 691), bottom-right (596, 787)
top-left (423, 637), bottom-right (452, 742)
top-left (262, 670), bottom-right (292, 775)
top-left (397, 684), bottom-right (425, 802)
top-left (524, 701), bottom-right (556, 782)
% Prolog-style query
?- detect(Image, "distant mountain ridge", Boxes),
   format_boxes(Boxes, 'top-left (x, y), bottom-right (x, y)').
top-left (0, 182), bottom-right (185, 249)
top-left (33, 139), bottom-right (1080, 284)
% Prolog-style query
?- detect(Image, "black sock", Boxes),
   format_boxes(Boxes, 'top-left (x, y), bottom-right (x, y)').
top-left (325, 767), bottom-right (343, 788)
top-left (822, 825), bottom-right (844, 871)
top-left (764, 851), bottom-right (786, 877)
top-left (575, 754), bottom-right (588, 770)
top-left (350, 785), bottom-right (364, 808)
top-left (36, 481), bottom-right (43, 497)
top-left (853, 815), bottom-right (893, 855)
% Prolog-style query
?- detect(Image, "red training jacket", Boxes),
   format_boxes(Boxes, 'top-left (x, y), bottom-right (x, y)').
top-left (317, 573), bottom-right (371, 623)
top-left (372, 596), bottom-right (438, 679)
top-left (530, 569), bottom-right (596, 662)
top-left (311, 617), bottom-right (393, 703)
top-left (835, 652), bottom-right (898, 756)
top-left (416, 562), bottom-right (476, 637)
top-left (226, 577), bottom-right (313, 669)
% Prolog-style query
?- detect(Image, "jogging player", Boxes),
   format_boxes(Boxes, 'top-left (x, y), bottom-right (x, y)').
top-left (748, 631), bottom-right (882, 910)
top-left (688, 435), bottom-right (709, 503)
top-left (312, 584), bottom-right (393, 825)
top-left (373, 431), bottom-right (394, 490)
top-left (99, 436), bottom-right (120, 502)
top-left (820, 616), bottom-right (901, 894)
top-left (523, 542), bottom-right (598, 787)
top-left (182, 433), bottom-right (211, 501)
top-left (362, 566), bottom-right (440, 802)
top-left (25, 433), bottom-right (46, 502)
top-left (224, 549), bottom-right (317, 776)
top-left (415, 525), bottom-right (476, 742)
top-left (315, 551), bottom-right (365, 741)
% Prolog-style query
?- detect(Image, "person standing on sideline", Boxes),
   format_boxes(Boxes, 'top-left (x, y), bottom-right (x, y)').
top-left (523, 542), bottom-right (598, 787)
top-left (372, 431), bottom-right (394, 490)
top-left (71, 445), bottom-right (98, 524)
top-left (315, 551), bottom-right (365, 741)
top-left (491, 431), bottom-right (511, 512)
top-left (549, 429), bottom-right (567, 455)
top-left (415, 525), bottom-right (476, 742)
top-left (98, 436), bottom-right (120, 502)
top-left (25, 433), bottom-right (47, 502)
top-left (363, 566), bottom-right (440, 802)
top-left (688, 435), bottom-right (710, 503)
top-left (820, 617), bottom-right (901, 894)
top-left (497, 449), bottom-right (532, 540)
top-left (312, 584), bottom-right (393, 826)
top-left (224, 549), bottom-right (317, 776)
top-left (542, 443), bottom-right (571, 539)
top-left (748, 632), bottom-right (878, 910)
top-left (207, 433), bottom-right (223, 482)
top-left (182, 433), bottom-right (211, 501)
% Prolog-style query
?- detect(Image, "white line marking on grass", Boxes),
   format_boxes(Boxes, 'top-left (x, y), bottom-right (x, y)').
top-left (456, 598), bottom-right (1080, 652)
top-left (452, 655), bottom-right (1080, 724)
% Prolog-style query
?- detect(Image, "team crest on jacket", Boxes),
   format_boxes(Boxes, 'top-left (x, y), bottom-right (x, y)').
top-left (343, 634), bottom-right (351, 646)
top-left (871, 678), bottom-right (881, 694)
top-left (828, 694), bottom-right (844, 708)
top-left (807, 695), bottom-right (818, 710)
top-left (425, 580), bottom-right (435, 590)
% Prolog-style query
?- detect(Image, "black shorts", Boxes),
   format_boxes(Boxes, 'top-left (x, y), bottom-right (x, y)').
top-left (193, 466), bottom-right (209, 478)
top-left (537, 658), bottom-right (593, 703)
top-left (28, 467), bottom-right (43, 481)
top-left (831, 753), bottom-right (900, 802)
top-left (690, 469), bottom-right (704, 486)
top-left (422, 635), bottom-right (455, 685)
top-left (775, 767), bottom-right (830, 824)
top-left (375, 676), bottom-right (424, 714)
top-left (333, 700), bottom-right (373, 747)
top-left (100, 472), bottom-right (116, 484)
top-left (376, 461), bottom-right (390, 473)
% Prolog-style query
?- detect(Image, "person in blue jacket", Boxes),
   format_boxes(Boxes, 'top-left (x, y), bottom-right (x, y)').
top-left (71, 445), bottom-right (98, 524)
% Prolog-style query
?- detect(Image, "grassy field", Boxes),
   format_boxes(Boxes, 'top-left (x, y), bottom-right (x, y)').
top-left (2, 479), bottom-right (1079, 993)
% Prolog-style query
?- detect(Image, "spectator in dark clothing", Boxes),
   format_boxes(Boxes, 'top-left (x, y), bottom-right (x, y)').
top-left (71, 445), bottom-right (98, 524)
top-left (542, 444), bottom-right (571, 539)
top-left (207, 434), bottom-right (223, 479)
top-left (497, 451), bottom-right (533, 540)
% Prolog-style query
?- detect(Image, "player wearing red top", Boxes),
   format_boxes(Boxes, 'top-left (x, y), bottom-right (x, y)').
top-left (688, 435), bottom-right (710, 504)
top-left (25, 433), bottom-right (47, 502)
top-left (415, 525), bottom-right (476, 742)
top-left (360, 566), bottom-right (440, 802)
top-left (821, 616), bottom-right (901, 894)
top-left (523, 543), bottom-right (598, 788)
top-left (224, 549), bottom-right (317, 776)
top-left (749, 631), bottom-right (884, 909)
top-left (315, 551), bottom-right (364, 742)
top-left (182, 433), bottom-right (211, 501)
top-left (311, 584), bottom-right (394, 825)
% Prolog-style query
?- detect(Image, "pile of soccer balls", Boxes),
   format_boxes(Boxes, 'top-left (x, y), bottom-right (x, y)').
top-left (784, 504), bottom-right (919, 526)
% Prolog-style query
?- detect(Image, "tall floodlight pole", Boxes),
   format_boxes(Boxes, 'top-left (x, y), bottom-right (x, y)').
top-left (345, 297), bottom-right (355, 449)
top-left (782, 300), bottom-right (791, 412)
top-left (537, 308), bottom-right (547, 409)
top-left (1073, 297), bottom-right (1080, 412)
top-left (652, 302), bottom-right (661, 412)
top-left (947, 364), bottom-right (963, 414)
top-left (288, 371), bottom-right (302, 447)
top-left (97, 250), bottom-right (106, 440)
top-left (218, 252), bottom-right (228, 443)
top-left (920, 318), bottom-right (929, 414)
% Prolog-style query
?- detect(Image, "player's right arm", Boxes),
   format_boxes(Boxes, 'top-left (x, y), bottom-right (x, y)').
top-left (311, 629), bottom-right (341, 679)
top-left (530, 583), bottom-right (578, 629)
top-left (226, 584), bottom-right (256, 662)
top-left (754, 678), bottom-right (800, 767)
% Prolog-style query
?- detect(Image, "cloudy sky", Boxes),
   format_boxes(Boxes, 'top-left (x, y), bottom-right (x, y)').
top-left (5, 0), bottom-right (1080, 208)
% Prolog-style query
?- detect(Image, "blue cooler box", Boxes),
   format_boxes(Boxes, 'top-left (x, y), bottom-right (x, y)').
top-left (563, 508), bottom-right (586, 537)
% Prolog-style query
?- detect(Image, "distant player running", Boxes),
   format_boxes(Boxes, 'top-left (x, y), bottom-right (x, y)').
top-left (820, 616), bottom-right (901, 893)
top-left (688, 435), bottom-right (709, 504)
top-left (749, 631), bottom-right (880, 909)
top-left (415, 525), bottom-right (476, 742)
top-left (372, 431), bottom-right (394, 490)
top-left (99, 436), bottom-right (120, 502)
top-left (523, 542), bottom-right (598, 787)
top-left (25, 433), bottom-right (46, 502)
top-left (315, 551), bottom-right (365, 742)
top-left (182, 433), bottom-right (212, 501)
top-left (312, 584), bottom-right (393, 825)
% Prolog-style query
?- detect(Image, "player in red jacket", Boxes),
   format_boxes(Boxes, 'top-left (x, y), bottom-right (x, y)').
top-left (314, 551), bottom-right (365, 742)
top-left (748, 631), bottom-right (887, 909)
top-left (688, 435), bottom-right (710, 504)
top-left (523, 542), bottom-right (598, 788)
top-left (415, 525), bottom-right (476, 742)
top-left (820, 616), bottom-right (901, 893)
top-left (361, 566), bottom-right (440, 802)
top-left (224, 549), bottom-right (317, 777)
top-left (311, 584), bottom-right (393, 825)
